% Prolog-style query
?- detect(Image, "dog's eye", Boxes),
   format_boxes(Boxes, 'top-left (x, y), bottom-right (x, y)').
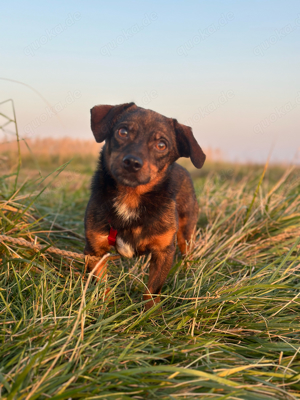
top-left (156, 140), bottom-right (167, 151)
top-left (118, 128), bottom-right (128, 138)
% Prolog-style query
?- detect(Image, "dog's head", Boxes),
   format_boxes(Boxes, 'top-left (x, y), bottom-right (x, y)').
top-left (90, 102), bottom-right (206, 187)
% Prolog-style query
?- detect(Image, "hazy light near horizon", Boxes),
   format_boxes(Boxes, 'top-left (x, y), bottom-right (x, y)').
top-left (0, 0), bottom-right (299, 164)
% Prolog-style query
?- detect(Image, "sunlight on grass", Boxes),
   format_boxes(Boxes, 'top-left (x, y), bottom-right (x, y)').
top-left (1, 135), bottom-right (300, 399)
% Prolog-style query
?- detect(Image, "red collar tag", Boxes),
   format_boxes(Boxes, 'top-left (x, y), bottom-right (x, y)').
top-left (108, 226), bottom-right (118, 246)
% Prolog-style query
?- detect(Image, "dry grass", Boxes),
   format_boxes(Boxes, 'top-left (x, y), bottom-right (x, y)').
top-left (1, 140), bottom-right (300, 398)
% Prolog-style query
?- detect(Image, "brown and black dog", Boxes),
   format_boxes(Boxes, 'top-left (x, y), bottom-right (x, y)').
top-left (84, 102), bottom-right (206, 310)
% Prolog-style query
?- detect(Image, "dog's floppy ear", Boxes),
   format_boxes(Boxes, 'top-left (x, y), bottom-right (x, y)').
top-left (91, 102), bottom-right (136, 143)
top-left (173, 119), bottom-right (206, 169)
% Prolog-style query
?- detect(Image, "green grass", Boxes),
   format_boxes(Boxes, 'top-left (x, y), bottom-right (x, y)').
top-left (1, 149), bottom-right (300, 399)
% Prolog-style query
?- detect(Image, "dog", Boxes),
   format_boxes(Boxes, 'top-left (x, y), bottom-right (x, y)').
top-left (84, 102), bottom-right (206, 310)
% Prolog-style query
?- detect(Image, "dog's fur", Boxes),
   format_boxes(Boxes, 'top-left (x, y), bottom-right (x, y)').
top-left (84, 102), bottom-right (206, 309)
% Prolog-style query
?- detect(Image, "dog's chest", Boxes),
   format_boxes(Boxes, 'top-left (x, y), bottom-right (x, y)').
top-left (113, 223), bottom-right (149, 258)
top-left (113, 191), bottom-right (141, 223)
top-left (111, 189), bottom-right (172, 257)
top-left (113, 200), bottom-right (139, 222)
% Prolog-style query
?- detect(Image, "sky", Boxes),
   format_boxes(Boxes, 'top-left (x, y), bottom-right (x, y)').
top-left (0, 0), bottom-right (300, 164)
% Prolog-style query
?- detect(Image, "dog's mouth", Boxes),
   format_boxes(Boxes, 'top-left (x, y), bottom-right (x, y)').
top-left (110, 164), bottom-right (151, 188)
top-left (115, 176), bottom-right (150, 187)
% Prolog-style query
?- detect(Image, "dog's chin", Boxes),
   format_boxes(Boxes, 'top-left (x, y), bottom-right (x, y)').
top-left (112, 172), bottom-right (151, 188)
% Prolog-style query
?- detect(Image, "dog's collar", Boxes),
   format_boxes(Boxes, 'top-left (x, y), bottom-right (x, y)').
top-left (108, 220), bottom-right (117, 246)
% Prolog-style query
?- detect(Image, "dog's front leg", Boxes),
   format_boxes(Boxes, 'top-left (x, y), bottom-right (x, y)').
top-left (143, 243), bottom-right (175, 311)
top-left (84, 232), bottom-right (110, 280)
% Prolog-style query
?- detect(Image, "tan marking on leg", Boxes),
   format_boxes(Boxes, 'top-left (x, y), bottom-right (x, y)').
top-left (86, 232), bottom-right (109, 253)
top-left (177, 216), bottom-right (189, 254)
top-left (143, 292), bottom-right (161, 310)
top-left (85, 231), bottom-right (110, 279)
top-left (93, 257), bottom-right (108, 280)
top-left (138, 229), bottom-right (176, 252)
top-left (177, 214), bottom-right (198, 255)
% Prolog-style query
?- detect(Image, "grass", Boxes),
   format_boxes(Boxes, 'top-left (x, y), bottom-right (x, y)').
top-left (1, 138), bottom-right (300, 400)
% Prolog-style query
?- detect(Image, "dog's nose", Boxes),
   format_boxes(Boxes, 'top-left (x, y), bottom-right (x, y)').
top-left (122, 155), bottom-right (143, 172)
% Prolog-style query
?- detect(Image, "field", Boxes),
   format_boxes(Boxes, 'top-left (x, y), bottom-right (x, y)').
top-left (1, 136), bottom-right (300, 400)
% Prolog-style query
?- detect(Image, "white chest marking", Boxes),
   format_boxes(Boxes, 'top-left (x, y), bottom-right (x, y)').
top-left (113, 200), bottom-right (139, 222)
top-left (116, 236), bottom-right (134, 258)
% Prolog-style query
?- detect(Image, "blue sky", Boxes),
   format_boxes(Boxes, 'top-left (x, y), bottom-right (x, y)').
top-left (1, 0), bottom-right (300, 163)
